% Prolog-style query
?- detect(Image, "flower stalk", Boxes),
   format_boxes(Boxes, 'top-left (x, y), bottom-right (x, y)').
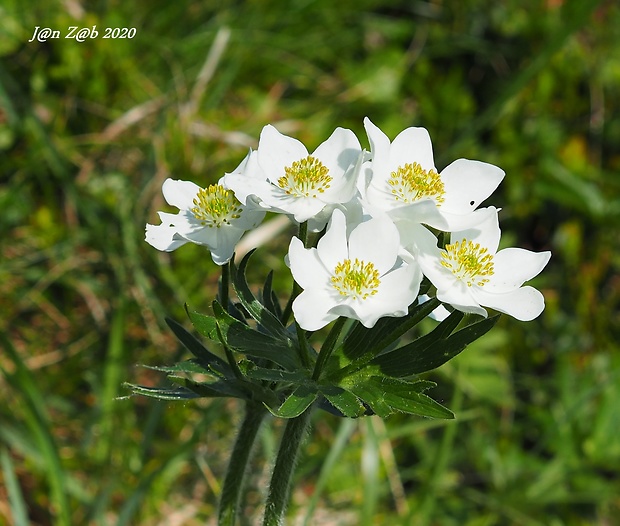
top-left (262, 406), bottom-right (314, 526)
top-left (312, 316), bottom-right (347, 381)
top-left (218, 401), bottom-right (267, 526)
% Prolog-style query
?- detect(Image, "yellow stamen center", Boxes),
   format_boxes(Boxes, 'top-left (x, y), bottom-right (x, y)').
top-left (277, 155), bottom-right (332, 198)
top-left (388, 162), bottom-right (445, 204)
top-left (190, 185), bottom-right (242, 228)
top-left (440, 239), bottom-right (494, 287)
top-left (331, 258), bottom-right (381, 300)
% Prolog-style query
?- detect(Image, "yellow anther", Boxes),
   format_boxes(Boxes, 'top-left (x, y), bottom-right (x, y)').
top-left (440, 239), bottom-right (494, 287)
top-left (191, 185), bottom-right (242, 227)
top-left (277, 155), bottom-right (332, 198)
top-left (388, 162), bottom-right (445, 204)
top-left (331, 258), bottom-right (381, 300)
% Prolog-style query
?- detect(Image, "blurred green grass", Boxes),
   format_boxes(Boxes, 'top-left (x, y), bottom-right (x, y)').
top-left (1, 0), bottom-right (619, 524)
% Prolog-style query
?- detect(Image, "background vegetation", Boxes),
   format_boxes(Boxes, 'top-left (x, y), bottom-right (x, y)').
top-left (1, 0), bottom-right (619, 524)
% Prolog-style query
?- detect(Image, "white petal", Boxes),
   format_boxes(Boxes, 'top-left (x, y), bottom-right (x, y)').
top-left (313, 127), bottom-right (361, 174)
top-left (286, 197), bottom-right (329, 223)
top-left (486, 249), bottom-right (551, 293)
top-left (257, 125), bottom-right (308, 183)
top-left (404, 223), bottom-right (453, 287)
top-left (437, 282), bottom-right (488, 317)
top-left (156, 210), bottom-right (183, 226)
top-left (223, 173), bottom-right (281, 208)
top-left (472, 286), bottom-right (546, 321)
top-left (317, 209), bottom-right (348, 272)
top-left (179, 224), bottom-right (220, 248)
top-left (162, 179), bottom-right (201, 210)
top-left (363, 118), bottom-right (391, 170)
top-left (389, 126), bottom-right (435, 173)
top-left (436, 206), bottom-right (498, 232)
top-left (440, 159), bottom-right (505, 214)
top-left (324, 150), bottom-right (364, 204)
top-left (223, 149), bottom-right (261, 181)
top-left (292, 289), bottom-right (340, 331)
top-left (363, 263), bottom-right (422, 321)
top-left (232, 207), bottom-right (266, 231)
top-left (288, 237), bottom-right (331, 291)
top-left (157, 210), bottom-right (204, 237)
top-left (209, 226), bottom-right (246, 265)
top-left (348, 216), bottom-right (399, 275)
top-left (450, 207), bottom-right (501, 254)
top-left (388, 200), bottom-right (447, 229)
top-left (145, 223), bottom-right (188, 252)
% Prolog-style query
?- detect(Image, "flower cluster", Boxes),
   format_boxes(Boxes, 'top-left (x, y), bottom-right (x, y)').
top-left (146, 118), bottom-right (550, 328)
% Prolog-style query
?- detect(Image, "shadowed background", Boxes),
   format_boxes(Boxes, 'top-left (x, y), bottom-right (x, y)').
top-left (1, 0), bottom-right (619, 524)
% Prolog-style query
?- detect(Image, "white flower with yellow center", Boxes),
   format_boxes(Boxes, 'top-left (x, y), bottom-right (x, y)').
top-left (361, 117), bottom-right (505, 231)
top-left (145, 172), bottom-right (265, 265)
top-left (287, 209), bottom-right (422, 331)
top-left (223, 124), bottom-right (363, 228)
top-left (404, 208), bottom-right (551, 321)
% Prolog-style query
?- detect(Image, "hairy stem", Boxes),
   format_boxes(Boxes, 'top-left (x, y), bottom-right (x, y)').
top-left (262, 407), bottom-right (314, 526)
top-left (218, 401), bottom-right (267, 526)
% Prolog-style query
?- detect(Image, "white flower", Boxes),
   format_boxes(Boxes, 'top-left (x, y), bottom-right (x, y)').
top-left (287, 209), bottom-right (422, 330)
top-left (145, 172), bottom-right (265, 265)
top-left (361, 117), bottom-right (505, 231)
top-left (223, 124), bottom-right (363, 228)
top-left (404, 207), bottom-right (551, 321)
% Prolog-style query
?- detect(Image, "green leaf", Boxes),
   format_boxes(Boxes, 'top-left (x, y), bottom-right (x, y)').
top-left (320, 386), bottom-right (365, 418)
top-left (338, 297), bottom-right (441, 364)
top-left (170, 375), bottom-right (281, 406)
top-left (268, 385), bottom-right (317, 418)
top-left (371, 314), bottom-right (499, 377)
top-left (261, 270), bottom-right (282, 319)
top-left (167, 315), bottom-right (233, 376)
top-left (382, 390), bottom-right (454, 419)
top-left (123, 383), bottom-right (200, 401)
top-left (243, 365), bottom-right (307, 384)
top-left (184, 308), bottom-right (219, 341)
top-left (355, 377), bottom-right (453, 419)
top-left (342, 379), bottom-right (392, 418)
top-left (168, 376), bottom-right (250, 399)
top-left (231, 250), bottom-right (290, 340)
top-left (212, 300), bottom-right (300, 370)
top-left (140, 359), bottom-right (220, 377)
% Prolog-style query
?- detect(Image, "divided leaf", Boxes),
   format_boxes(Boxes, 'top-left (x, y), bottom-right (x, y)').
top-left (372, 313), bottom-right (499, 377)
top-left (123, 383), bottom-right (200, 401)
top-left (211, 301), bottom-right (300, 370)
top-left (339, 297), bottom-right (441, 364)
top-left (267, 385), bottom-right (318, 418)
top-left (320, 386), bottom-right (365, 418)
top-left (231, 250), bottom-right (291, 341)
top-left (340, 375), bottom-right (453, 419)
top-left (165, 316), bottom-right (231, 376)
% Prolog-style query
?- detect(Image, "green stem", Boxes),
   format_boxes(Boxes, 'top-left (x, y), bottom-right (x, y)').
top-left (281, 282), bottom-right (301, 328)
top-left (262, 407), bottom-right (314, 526)
top-left (295, 321), bottom-right (313, 369)
top-left (298, 221), bottom-right (309, 247)
top-left (220, 260), bottom-right (230, 312)
top-left (218, 401), bottom-right (267, 526)
top-left (312, 317), bottom-right (347, 381)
